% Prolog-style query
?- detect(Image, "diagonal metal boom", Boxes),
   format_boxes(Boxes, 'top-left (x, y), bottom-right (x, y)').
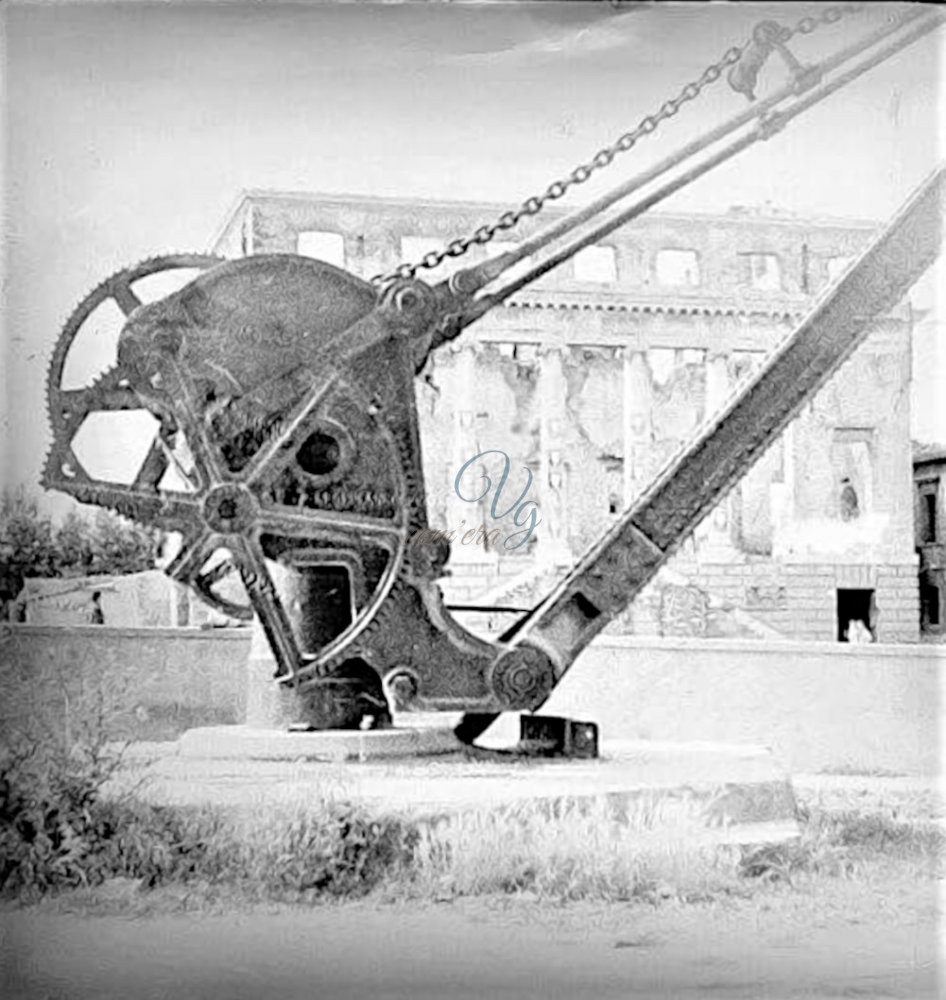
top-left (507, 165), bottom-right (945, 682)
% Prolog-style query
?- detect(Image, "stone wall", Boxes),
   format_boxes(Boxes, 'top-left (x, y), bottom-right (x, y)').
top-left (0, 625), bottom-right (250, 740)
top-left (634, 560), bottom-right (919, 644)
top-left (524, 636), bottom-right (943, 775)
top-left (3, 625), bottom-right (937, 774)
top-left (18, 572), bottom-right (248, 629)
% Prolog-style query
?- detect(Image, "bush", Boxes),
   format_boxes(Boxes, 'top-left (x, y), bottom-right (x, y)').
top-left (0, 740), bottom-right (125, 897)
top-left (0, 712), bottom-right (418, 903)
top-left (0, 649), bottom-right (419, 903)
top-left (0, 757), bottom-right (418, 902)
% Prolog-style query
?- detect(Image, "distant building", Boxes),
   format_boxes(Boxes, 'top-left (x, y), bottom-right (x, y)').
top-left (913, 443), bottom-right (946, 639)
top-left (211, 190), bottom-right (920, 643)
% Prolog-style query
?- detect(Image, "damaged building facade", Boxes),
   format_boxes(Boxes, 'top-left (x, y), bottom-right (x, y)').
top-left (914, 443), bottom-right (946, 639)
top-left (212, 191), bottom-right (919, 643)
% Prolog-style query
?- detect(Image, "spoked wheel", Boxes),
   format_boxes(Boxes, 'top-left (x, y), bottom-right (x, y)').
top-left (43, 253), bottom-right (412, 690)
top-left (42, 254), bottom-right (259, 621)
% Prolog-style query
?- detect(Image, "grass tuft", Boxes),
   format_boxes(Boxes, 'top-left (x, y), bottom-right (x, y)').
top-left (404, 798), bottom-right (750, 904)
top-left (738, 806), bottom-right (944, 884)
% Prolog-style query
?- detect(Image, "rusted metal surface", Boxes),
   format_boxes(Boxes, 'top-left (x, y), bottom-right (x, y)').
top-left (44, 256), bottom-right (506, 726)
top-left (41, 11), bottom-right (945, 732)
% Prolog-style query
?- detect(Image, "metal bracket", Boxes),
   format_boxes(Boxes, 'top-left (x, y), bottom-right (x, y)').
top-left (729, 21), bottom-right (817, 101)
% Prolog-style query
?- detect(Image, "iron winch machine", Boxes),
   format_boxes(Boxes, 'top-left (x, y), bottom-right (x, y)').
top-left (42, 7), bottom-right (945, 754)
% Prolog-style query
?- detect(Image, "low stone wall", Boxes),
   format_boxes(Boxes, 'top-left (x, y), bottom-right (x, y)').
top-left (1, 625), bottom-right (939, 774)
top-left (541, 637), bottom-right (942, 776)
top-left (0, 624), bottom-right (251, 741)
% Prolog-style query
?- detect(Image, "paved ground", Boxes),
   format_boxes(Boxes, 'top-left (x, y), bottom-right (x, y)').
top-left (2, 870), bottom-right (940, 1000)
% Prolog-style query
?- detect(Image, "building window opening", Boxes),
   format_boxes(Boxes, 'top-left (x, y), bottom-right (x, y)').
top-left (919, 487), bottom-right (937, 544)
top-left (743, 253), bottom-right (781, 291)
top-left (831, 430), bottom-right (873, 518)
top-left (297, 231), bottom-right (345, 267)
top-left (837, 588), bottom-right (876, 643)
top-left (574, 245), bottom-right (617, 283)
top-left (840, 477), bottom-right (860, 521)
top-left (920, 582), bottom-right (940, 629)
top-left (656, 249), bottom-right (700, 287)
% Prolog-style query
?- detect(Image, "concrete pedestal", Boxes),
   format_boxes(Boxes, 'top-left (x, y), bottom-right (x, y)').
top-left (123, 730), bottom-right (801, 848)
top-left (178, 723), bottom-right (463, 762)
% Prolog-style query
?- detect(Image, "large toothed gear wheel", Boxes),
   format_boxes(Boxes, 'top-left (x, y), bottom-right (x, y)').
top-left (45, 255), bottom-right (223, 445)
top-left (43, 252), bottom-right (414, 685)
top-left (41, 255), bottom-right (252, 620)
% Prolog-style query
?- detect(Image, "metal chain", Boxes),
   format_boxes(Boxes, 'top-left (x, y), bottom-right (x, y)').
top-left (373, 3), bottom-right (864, 286)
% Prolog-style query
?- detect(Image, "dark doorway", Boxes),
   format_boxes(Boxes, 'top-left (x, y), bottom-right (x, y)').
top-left (296, 565), bottom-right (353, 652)
top-left (920, 581), bottom-right (941, 629)
top-left (836, 588), bottom-right (875, 642)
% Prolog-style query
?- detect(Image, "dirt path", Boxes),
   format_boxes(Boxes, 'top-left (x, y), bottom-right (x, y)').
top-left (2, 870), bottom-right (939, 1000)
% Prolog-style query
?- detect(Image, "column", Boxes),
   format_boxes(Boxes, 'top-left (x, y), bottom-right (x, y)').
top-left (536, 344), bottom-right (571, 565)
top-left (447, 342), bottom-right (492, 568)
top-left (699, 350), bottom-right (736, 558)
top-left (622, 348), bottom-right (652, 507)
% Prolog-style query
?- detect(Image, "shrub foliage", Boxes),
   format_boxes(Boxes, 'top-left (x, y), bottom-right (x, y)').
top-left (1, 742), bottom-right (419, 901)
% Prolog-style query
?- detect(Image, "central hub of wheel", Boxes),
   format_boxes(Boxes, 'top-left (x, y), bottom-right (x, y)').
top-left (202, 483), bottom-right (258, 533)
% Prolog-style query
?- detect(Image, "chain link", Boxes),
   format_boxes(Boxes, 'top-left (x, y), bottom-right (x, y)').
top-left (373, 4), bottom-right (864, 286)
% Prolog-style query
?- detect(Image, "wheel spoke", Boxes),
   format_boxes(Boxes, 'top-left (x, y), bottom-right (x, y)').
top-left (132, 437), bottom-right (170, 491)
top-left (58, 383), bottom-right (138, 414)
top-left (47, 475), bottom-right (201, 533)
top-left (112, 279), bottom-right (143, 316)
top-left (163, 364), bottom-right (227, 486)
top-left (230, 537), bottom-right (304, 680)
top-left (56, 381), bottom-right (141, 438)
top-left (260, 504), bottom-right (403, 548)
top-left (164, 529), bottom-right (216, 584)
top-left (202, 558), bottom-right (237, 587)
top-left (240, 369), bottom-right (337, 486)
top-left (192, 562), bottom-right (253, 622)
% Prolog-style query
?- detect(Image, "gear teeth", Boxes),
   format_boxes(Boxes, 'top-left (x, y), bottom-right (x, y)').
top-left (46, 253), bottom-right (223, 414)
top-left (44, 254), bottom-right (223, 503)
top-left (45, 362), bottom-right (123, 463)
top-left (40, 445), bottom-right (58, 489)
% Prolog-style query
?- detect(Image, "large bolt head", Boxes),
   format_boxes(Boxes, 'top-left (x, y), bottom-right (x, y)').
top-left (202, 483), bottom-right (258, 533)
top-left (488, 645), bottom-right (556, 712)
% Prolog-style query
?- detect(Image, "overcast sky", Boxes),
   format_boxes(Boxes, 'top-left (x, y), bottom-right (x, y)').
top-left (1, 0), bottom-right (944, 514)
